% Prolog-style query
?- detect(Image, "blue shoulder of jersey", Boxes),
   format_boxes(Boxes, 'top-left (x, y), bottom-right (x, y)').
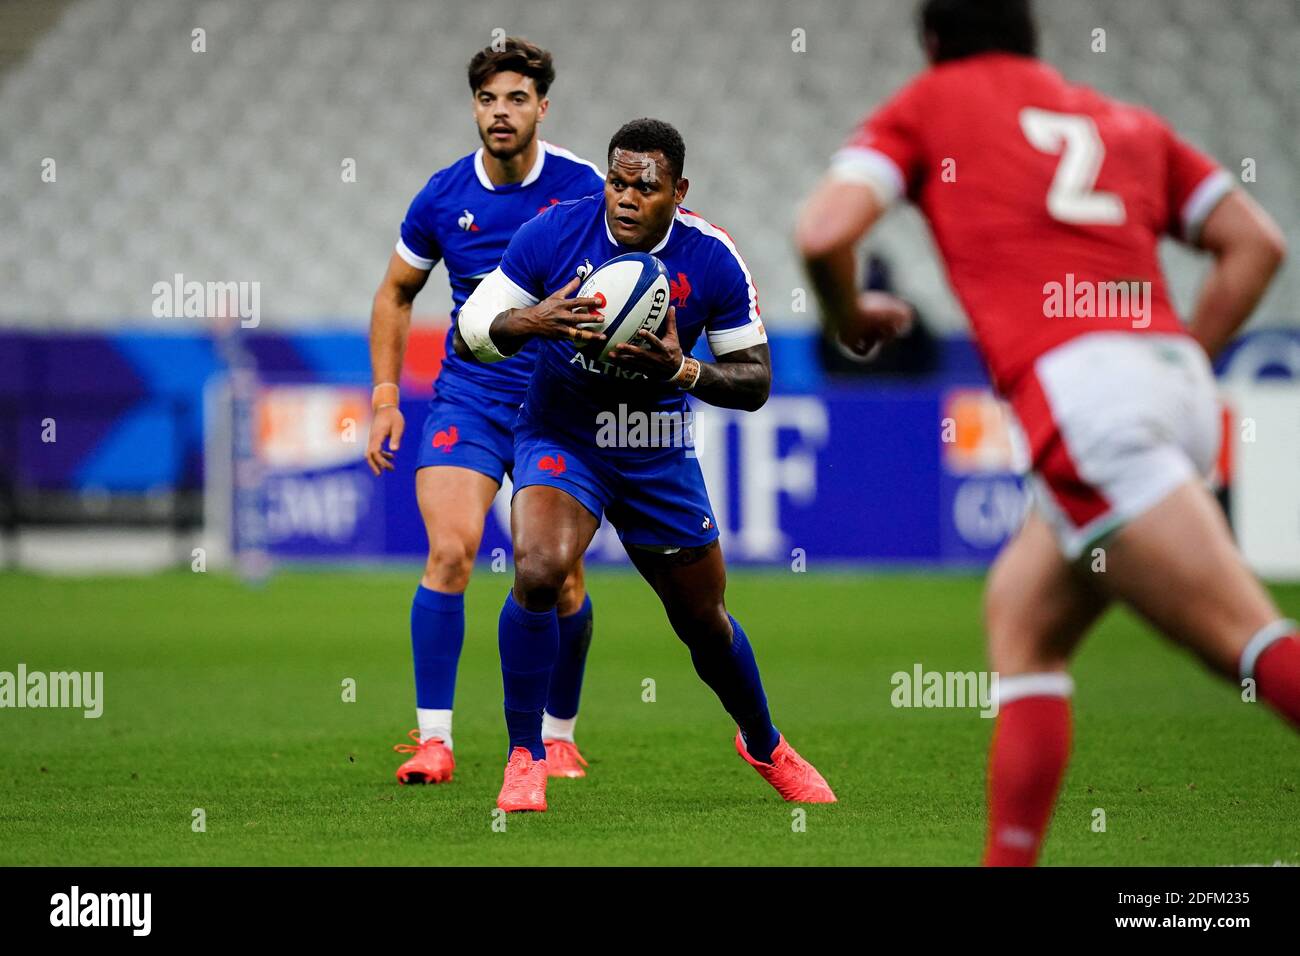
top-left (406, 146), bottom-right (604, 406)
top-left (398, 156), bottom-right (481, 268)
top-left (500, 194), bottom-right (605, 294)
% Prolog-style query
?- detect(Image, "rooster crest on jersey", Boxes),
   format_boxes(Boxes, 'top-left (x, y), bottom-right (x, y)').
top-left (574, 253), bottom-right (670, 363)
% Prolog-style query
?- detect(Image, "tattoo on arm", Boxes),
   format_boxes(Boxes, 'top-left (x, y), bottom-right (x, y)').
top-left (691, 343), bottom-right (771, 412)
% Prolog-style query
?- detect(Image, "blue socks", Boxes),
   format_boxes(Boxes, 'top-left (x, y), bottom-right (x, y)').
top-left (410, 586), bottom-right (465, 709)
top-left (687, 615), bottom-right (779, 763)
top-left (499, 591), bottom-right (559, 760)
top-left (547, 595), bottom-right (594, 721)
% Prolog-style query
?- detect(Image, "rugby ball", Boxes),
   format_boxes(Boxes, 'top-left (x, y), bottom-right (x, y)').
top-left (574, 253), bottom-right (670, 363)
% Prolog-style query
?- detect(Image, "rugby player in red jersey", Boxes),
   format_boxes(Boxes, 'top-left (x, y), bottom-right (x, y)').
top-left (797, 0), bottom-right (1293, 865)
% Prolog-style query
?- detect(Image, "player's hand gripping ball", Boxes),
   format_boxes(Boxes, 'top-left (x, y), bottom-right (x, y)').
top-left (573, 252), bottom-right (670, 362)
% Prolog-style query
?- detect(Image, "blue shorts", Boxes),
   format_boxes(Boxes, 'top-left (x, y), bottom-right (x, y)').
top-left (512, 420), bottom-right (720, 550)
top-left (415, 389), bottom-right (520, 483)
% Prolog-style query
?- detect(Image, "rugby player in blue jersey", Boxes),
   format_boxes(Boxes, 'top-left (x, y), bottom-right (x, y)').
top-left (366, 38), bottom-right (604, 784)
top-left (455, 118), bottom-right (838, 811)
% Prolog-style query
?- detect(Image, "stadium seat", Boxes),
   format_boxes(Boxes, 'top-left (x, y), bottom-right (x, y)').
top-left (0, 0), bottom-right (1293, 329)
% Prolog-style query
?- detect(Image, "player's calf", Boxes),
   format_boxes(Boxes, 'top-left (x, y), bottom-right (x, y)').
top-left (556, 561), bottom-right (588, 617)
top-left (398, 466), bottom-right (498, 777)
top-left (673, 608), bottom-right (835, 803)
top-left (496, 485), bottom-right (599, 793)
top-left (983, 673), bottom-right (1073, 866)
top-left (672, 607), bottom-right (786, 758)
top-left (981, 515), bottom-right (1104, 866)
top-left (630, 544), bottom-right (784, 765)
top-left (664, 603), bottom-right (732, 649)
top-left (498, 591), bottom-right (559, 763)
top-left (544, 566), bottom-right (595, 776)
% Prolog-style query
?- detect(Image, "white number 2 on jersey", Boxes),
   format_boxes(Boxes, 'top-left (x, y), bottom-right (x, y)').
top-left (1019, 108), bottom-right (1126, 225)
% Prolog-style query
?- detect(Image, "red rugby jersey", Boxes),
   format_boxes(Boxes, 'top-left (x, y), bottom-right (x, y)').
top-left (833, 52), bottom-right (1232, 395)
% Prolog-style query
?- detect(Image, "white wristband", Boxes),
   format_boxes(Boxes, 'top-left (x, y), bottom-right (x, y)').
top-left (669, 356), bottom-right (701, 390)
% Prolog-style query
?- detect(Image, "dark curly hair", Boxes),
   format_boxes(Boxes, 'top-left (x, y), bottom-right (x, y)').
top-left (467, 37), bottom-right (555, 96)
top-left (607, 118), bottom-right (686, 181)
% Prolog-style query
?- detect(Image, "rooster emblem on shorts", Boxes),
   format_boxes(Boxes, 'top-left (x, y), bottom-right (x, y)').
top-left (432, 425), bottom-right (459, 453)
top-left (538, 454), bottom-right (567, 475)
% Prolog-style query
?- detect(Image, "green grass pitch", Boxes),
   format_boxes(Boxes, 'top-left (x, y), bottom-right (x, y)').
top-left (1, 568), bottom-right (1297, 866)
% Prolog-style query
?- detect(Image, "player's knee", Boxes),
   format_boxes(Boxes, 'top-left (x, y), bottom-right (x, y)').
top-left (423, 534), bottom-right (477, 592)
top-left (513, 550), bottom-right (569, 611)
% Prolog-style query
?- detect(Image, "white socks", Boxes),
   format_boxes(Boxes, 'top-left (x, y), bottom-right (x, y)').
top-left (995, 672), bottom-right (1075, 708)
top-left (541, 711), bottom-right (577, 743)
top-left (417, 708), bottom-right (452, 749)
top-left (1239, 619), bottom-right (1298, 682)
top-left (416, 710), bottom-right (579, 747)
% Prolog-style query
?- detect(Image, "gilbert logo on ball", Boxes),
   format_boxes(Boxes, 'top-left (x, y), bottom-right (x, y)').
top-left (574, 252), bottom-right (670, 363)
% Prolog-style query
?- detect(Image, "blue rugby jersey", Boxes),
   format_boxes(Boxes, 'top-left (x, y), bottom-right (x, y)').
top-left (396, 142), bottom-right (604, 404)
top-left (495, 194), bottom-right (767, 453)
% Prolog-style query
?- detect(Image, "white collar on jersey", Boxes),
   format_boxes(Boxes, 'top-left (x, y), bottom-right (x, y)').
top-left (474, 142), bottom-right (547, 190)
top-left (603, 206), bottom-right (678, 254)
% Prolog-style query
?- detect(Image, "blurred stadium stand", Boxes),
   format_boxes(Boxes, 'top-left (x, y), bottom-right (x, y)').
top-left (1, 0), bottom-right (1297, 574)
top-left (0, 0), bottom-right (1296, 331)
top-left (0, 0), bottom-right (73, 73)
